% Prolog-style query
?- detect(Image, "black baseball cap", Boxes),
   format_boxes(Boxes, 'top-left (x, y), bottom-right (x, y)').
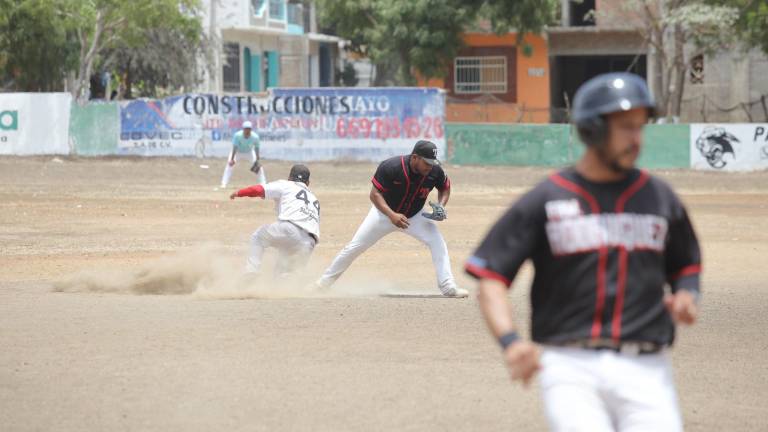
top-left (412, 140), bottom-right (440, 166)
top-left (289, 164), bottom-right (310, 183)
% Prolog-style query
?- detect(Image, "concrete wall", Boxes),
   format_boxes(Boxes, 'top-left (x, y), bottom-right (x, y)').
top-left (68, 101), bottom-right (120, 156)
top-left (7, 92), bottom-right (736, 172)
top-left (680, 50), bottom-right (768, 123)
top-left (447, 123), bottom-right (575, 166)
top-left (446, 123), bottom-right (690, 168)
top-left (594, 0), bottom-right (647, 28)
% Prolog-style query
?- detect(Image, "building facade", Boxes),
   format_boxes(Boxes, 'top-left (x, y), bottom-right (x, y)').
top-left (422, 32), bottom-right (551, 123)
top-left (550, 0), bottom-right (768, 123)
top-left (422, 0), bottom-right (768, 124)
top-left (199, 0), bottom-right (344, 94)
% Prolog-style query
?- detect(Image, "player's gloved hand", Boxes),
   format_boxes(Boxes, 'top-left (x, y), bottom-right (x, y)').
top-left (228, 159), bottom-right (235, 167)
top-left (250, 160), bottom-right (261, 173)
top-left (664, 290), bottom-right (698, 325)
top-left (229, 192), bottom-right (238, 200)
top-left (503, 340), bottom-right (541, 388)
top-left (421, 201), bottom-right (447, 221)
top-left (389, 212), bottom-right (410, 229)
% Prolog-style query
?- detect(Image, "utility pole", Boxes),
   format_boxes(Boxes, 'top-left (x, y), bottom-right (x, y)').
top-left (209, 0), bottom-right (220, 93)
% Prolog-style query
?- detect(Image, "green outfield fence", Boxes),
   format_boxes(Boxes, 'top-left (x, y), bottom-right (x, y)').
top-left (445, 123), bottom-right (690, 168)
top-left (65, 106), bottom-right (692, 168)
top-left (69, 101), bottom-right (120, 156)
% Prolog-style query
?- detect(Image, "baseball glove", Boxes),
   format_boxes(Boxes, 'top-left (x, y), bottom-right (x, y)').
top-left (422, 201), bottom-right (447, 221)
top-left (250, 160), bottom-right (262, 173)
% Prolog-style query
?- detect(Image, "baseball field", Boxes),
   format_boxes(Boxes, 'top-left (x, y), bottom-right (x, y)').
top-left (1, 156), bottom-right (766, 431)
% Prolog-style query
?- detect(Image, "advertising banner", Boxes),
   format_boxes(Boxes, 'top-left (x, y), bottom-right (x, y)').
top-left (119, 88), bottom-right (446, 161)
top-left (691, 124), bottom-right (768, 171)
top-left (0, 93), bottom-right (72, 155)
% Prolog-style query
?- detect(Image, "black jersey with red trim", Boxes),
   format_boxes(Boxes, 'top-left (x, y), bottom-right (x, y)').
top-left (371, 155), bottom-right (450, 218)
top-left (465, 168), bottom-right (701, 347)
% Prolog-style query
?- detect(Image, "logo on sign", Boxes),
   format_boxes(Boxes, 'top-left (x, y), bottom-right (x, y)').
top-left (0, 110), bottom-right (18, 131)
top-left (754, 126), bottom-right (768, 160)
top-left (695, 126), bottom-right (738, 169)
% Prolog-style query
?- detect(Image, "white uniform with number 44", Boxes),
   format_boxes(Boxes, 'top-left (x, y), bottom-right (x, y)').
top-left (248, 180), bottom-right (320, 275)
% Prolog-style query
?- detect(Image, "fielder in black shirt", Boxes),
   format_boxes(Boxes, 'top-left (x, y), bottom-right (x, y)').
top-left (317, 140), bottom-right (467, 297)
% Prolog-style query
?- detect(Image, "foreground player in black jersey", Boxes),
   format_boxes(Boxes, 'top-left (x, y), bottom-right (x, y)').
top-left (466, 73), bottom-right (701, 431)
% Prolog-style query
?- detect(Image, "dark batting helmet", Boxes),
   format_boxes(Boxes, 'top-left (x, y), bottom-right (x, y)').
top-left (572, 72), bottom-right (656, 147)
top-left (289, 164), bottom-right (310, 184)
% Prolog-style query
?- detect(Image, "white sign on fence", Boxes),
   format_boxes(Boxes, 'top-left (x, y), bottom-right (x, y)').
top-left (0, 93), bottom-right (72, 155)
top-left (690, 124), bottom-right (768, 171)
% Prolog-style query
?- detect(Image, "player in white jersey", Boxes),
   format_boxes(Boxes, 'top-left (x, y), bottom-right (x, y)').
top-left (229, 165), bottom-right (319, 276)
top-left (221, 121), bottom-right (266, 188)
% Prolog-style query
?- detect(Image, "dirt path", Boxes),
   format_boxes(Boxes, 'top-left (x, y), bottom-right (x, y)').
top-left (1, 157), bottom-right (766, 431)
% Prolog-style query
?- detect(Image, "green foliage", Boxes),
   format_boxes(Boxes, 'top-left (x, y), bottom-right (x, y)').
top-left (0, 0), bottom-right (206, 97)
top-left (665, 2), bottom-right (739, 53)
top-left (743, 1), bottom-right (768, 53)
top-left (708, 0), bottom-right (768, 54)
top-left (63, 0), bottom-right (206, 99)
top-left (0, 0), bottom-right (78, 91)
top-left (102, 22), bottom-right (210, 98)
top-left (482, 0), bottom-right (560, 36)
top-left (317, 0), bottom-right (557, 85)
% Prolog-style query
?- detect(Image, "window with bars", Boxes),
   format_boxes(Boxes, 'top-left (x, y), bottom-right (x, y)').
top-left (222, 43), bottom-right (241, 92)
top-left (454, 56), bottom-right (507, 94)
top-left (269, 0), bottom-right (285, 20)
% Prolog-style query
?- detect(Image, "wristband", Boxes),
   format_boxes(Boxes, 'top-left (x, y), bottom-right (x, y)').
top-left (679, 288), bottom-right (701, 304)
top-left (498, 331), bottom-right (520, 350)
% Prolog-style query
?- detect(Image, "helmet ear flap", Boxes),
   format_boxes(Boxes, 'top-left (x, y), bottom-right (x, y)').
top-left (576, 116), bottom-right (608, 147)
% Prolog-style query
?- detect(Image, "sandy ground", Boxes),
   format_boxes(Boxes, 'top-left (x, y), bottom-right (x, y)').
top-left (1, 156), bottom-right (767, 431)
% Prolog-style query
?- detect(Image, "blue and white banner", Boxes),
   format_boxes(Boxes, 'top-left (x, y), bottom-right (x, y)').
top-left (119, 88), bottom-right (446, 161)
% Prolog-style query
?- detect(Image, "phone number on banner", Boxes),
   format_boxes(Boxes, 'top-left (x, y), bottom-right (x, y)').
top-left (336, 116), bottom-right (444, 139)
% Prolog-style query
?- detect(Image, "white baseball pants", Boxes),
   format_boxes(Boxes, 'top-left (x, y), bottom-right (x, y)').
top-left (247, 221), bottom-right (316, 276)
top-left (539, 346), bottom-right (683, 432)
top-left (221, 148), bottom-right (266, 187)
top-left (318, 206), bottom-right (456, 291)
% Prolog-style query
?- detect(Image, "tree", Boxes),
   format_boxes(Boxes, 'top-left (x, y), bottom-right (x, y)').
top-left (58, 0), bottom-right (205, 101)
top-left (102, 26), bottom-right (211, 99)
top-left (0, 0), bottom-right (207, 98)
top-left (0, 0), bottom-right (78, 91)
top-left (711, 0), bottom-right (768, 55)
top-left (316, 0), bottom-right (558, 86)
top-left (598, 0), bottom-right (739, 120)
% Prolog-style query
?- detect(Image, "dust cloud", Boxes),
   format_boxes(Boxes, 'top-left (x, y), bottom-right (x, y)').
top-left (53, 245), bottom-right (394, 299)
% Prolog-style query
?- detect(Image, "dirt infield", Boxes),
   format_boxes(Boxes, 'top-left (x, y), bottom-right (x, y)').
top-left (1, 156), bottom-right (767, 431)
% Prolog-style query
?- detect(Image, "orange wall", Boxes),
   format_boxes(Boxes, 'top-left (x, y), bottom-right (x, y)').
top-left (422, 32), bottom-right (550, 123)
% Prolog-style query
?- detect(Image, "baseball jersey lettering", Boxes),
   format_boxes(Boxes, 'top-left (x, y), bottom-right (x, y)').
top-left (371, 155), bottom-right (450, 218)
top-left (546, 213), bottom-right (668, 255)
top-left (466, 168), bottom-right (701, 346)
top-left (263, 180), bottom-right (320, 238)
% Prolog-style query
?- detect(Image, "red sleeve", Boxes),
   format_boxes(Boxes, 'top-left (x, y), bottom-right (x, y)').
top-left (437, 176), bottom-right (451, 192)
top-left (236, 184), bottom-right (265, 198)
top-left (371, 176), bottom-right (388, 192)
